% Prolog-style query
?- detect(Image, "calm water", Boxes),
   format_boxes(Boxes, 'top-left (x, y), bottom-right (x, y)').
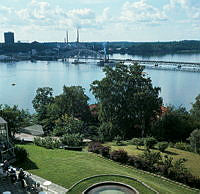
top-left (1, 53), bottom-right (200, 113)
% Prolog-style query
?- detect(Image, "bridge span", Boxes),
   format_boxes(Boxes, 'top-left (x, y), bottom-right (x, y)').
top-left (76, 57), bottom-right (200, 67)
top-left (73, 57), bottom-right (200, 73)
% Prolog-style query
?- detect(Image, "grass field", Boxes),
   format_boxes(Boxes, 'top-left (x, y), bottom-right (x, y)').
top-left (105, 142), bottom-right (200, 177)
top-left (17, 144), bottom-right (199, 194)
top-left (67, 175), bottom-right (156, 194)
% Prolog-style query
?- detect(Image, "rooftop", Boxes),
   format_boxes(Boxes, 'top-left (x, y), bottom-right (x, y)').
top-left (0, 117), bottom-right (7, 124)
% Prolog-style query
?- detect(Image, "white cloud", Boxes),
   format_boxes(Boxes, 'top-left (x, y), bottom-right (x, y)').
top-left (11, 1), bottom-right (112, 30)
top-left (120, 0), bottom-right (167, 25)
top-left (67, 8), bottom-right (95, 19)
top-left (72, 0), bottom-right (113, 4)
top-left (164, 0), bottom-right (200, 20)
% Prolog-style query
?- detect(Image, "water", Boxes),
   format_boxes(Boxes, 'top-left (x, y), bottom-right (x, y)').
top-left (86, 184), bottom-right (136, 194)
top-left (0, 53), bottom-right (200, 113)
top-left (110, 53), bottom-right (200, 62)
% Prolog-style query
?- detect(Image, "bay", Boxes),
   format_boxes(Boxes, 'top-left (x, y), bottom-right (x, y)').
top-left (0, 53), bottom-right (200, 113)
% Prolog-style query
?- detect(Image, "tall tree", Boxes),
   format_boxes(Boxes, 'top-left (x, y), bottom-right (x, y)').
top-left (151, 106), bottom-right (193, 142)
top-left (53, 86), bottom-right (91, 122)
top-left (32, 87), bottom-right (54, 120)
top-left (91, 63), bottom-right (162, 138)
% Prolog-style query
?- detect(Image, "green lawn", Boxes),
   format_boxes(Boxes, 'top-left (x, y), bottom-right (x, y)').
top-left (17, 144), bottom-right (199, 194)
top-left (105, 142), bottom-right (200, 177)
top-left (67, 175), bottom-right (155, 194)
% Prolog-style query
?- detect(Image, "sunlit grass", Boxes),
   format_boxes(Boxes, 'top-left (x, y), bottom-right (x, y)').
top-left (16, 144), bottom-right (199, 194)
top-left (105, 141), bottom-right (200, 177)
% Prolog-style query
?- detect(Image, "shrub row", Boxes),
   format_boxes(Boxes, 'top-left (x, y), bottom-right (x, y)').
top-left (61, 133), bottom-right (83, 147)
top-left (88, 142), bottom-right (200, 189)
top-left (34, 133), bottom-right (84, 149)
top-left (88, 142), bottom-right (110, 157)
top-left (34, 137), bottom-right (61, 149)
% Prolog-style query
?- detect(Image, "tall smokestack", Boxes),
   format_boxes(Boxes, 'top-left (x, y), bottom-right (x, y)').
top-left (77, 29), bottom-right (79, 43)
top-left (66, 30), bottom-right (69, 43)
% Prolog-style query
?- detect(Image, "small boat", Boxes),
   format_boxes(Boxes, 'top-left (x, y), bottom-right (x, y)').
top-left (12, 83), bottom-right (16, 86)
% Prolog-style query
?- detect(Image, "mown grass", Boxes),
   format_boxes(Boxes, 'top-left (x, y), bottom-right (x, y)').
top-left (17, 144), bottom-right (199, 194)
top-left (67, 175), bottom-right (155, 194)
top-left (105, 142), bottom-right (200, 177)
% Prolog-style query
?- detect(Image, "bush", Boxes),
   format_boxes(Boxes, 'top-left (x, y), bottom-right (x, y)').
top-left (127, 155), bottom-right (147, 170)
top-left (100, 146), bottom-right (110, 158)
top-left (34, 137), bottom-right (61, 149)
top-left (14, 146), bottom-right (29, 163)
top-left (110, 149), bottom-right (128, 164)
top-left (88, 142), bottom-right (104, 154)
top-left (157, 142), bottom-right (169, 152)
top-left (114, 135), bottom-right (123, 146)
top-left (131, 138), bottom-right (144, 149)
top-left (88, 142), bottom-right (110, 157)
top-left (144, 137), bottom-right (157, 150)
top-left (141, 150), bottom-right (161, 170)
top-left (61, 133), bottom-right (83, 147)
top-left (173, 142), bottom-right (193, 152)
top-left (159, 155), bottom-right (173, 176)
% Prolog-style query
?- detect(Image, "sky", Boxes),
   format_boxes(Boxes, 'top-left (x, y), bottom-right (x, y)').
top-left (0, 0), bottom-right (200, 42)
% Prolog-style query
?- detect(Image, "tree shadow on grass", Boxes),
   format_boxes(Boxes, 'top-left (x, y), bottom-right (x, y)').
top-left (15, 158), bottom-right (39, 170)
top-left (163, 150), bottom-right (179, 156)
top-left (136, 147), bottom-right (146, 151)
top-left (137, 148), bottom-right (179, 156)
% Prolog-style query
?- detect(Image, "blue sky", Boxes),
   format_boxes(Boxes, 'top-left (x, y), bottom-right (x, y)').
top-left (0, 0), bottom-right (199, 42)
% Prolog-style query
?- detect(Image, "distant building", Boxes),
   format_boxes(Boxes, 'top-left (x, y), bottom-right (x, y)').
top-left (4, 32), bottom-right (14, 44)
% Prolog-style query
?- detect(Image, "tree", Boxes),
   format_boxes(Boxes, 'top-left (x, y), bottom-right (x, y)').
top-left (188, 129), bottom-right (200, 153)
top-left (90, 63), bottom-right (162, 139)
top-left (0, 105), bottom-right (30, 138)
top-left (53, 86), bottom-right (91, 122)
top-left (53, 114), bottom-right (84, 136)
top-left (151, 106), bottom-right (193, 142)
top-left (32, 87), bottom-right (54, 120)
top-left (191, 94), bottom-right (200, 127)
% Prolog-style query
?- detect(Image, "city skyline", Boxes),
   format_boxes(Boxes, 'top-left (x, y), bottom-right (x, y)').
top-left (0, 0), bottom-right (200, 42)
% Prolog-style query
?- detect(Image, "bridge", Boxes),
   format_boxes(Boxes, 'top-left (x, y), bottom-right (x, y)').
top-left (73, 57), bottom-right (200, 67)
top-left (60, 48), bottom-right (200, 72)
top-left (116, 59), bottom-right (200, 67)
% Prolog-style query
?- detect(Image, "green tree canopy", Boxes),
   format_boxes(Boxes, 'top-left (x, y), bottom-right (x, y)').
top-left (53, 86), bottom-right (91, 122)
top-left (53, 114), bottom-right (84, 136)
top-left (91, 63), bottom-right (162, 139)
top-left (32, 87), bottom-right (54, 120)
top-left (0, 105), bottom-right (31, 138)
top-left (151, 106), bottom-right (193, 142)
